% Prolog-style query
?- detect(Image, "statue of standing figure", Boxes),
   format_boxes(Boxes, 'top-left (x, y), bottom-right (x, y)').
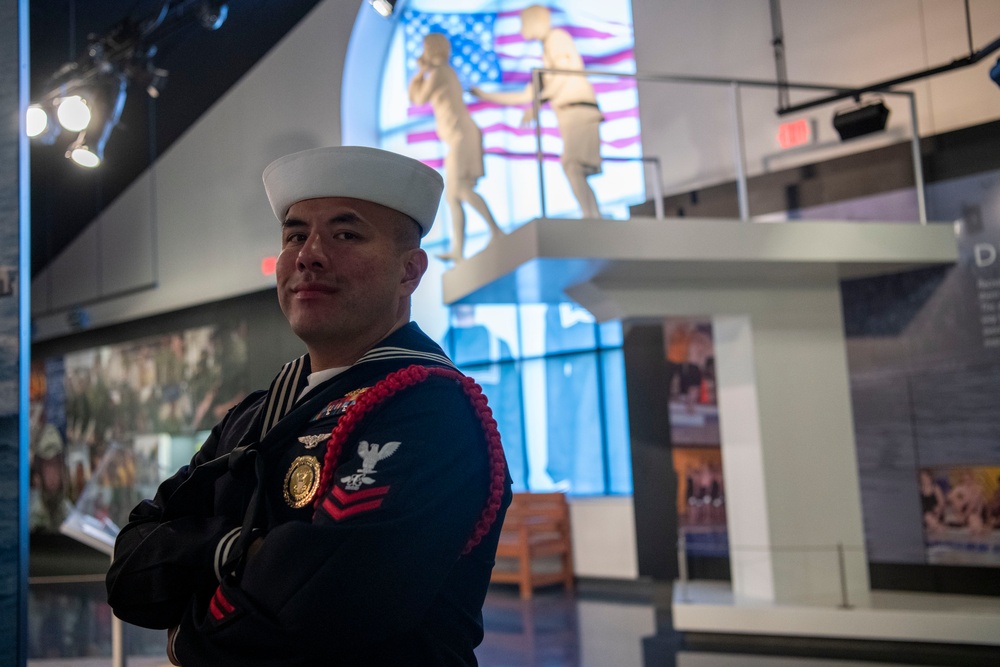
top-left (471, 4), bottom-right (604, 219)
top-left (409, 32), bottom-right (505, 262)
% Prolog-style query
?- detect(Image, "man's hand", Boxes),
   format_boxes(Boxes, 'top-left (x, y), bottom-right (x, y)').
top-left (246, 534), bottom-right (265, 564)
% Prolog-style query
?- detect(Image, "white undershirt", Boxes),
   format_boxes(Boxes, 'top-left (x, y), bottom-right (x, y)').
top-left (298, 366), bottom-right (349, 401)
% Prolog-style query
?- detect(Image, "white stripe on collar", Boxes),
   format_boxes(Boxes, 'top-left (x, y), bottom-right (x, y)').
top-left (357, 346), bottom-right (457, 369)
top-left (261, 355), bottom-right (306, 438)
top-left (259, 342), bottom-right (455, 438)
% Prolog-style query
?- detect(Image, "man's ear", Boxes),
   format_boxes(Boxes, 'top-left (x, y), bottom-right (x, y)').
top-left (400, 248), bottom-right (428, 297)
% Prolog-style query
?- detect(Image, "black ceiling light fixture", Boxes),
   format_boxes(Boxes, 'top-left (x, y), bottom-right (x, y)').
top-left (27, 0), bottom-right (230, 168)
top-left (66, 75), bottom-right (128, 168)
top-left (832, 97), bottom-right (890, 141)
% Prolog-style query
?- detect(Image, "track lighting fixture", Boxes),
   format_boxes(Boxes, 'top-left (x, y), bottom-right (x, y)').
top-left (56, 95), bottom-right (92, 132)
top-left (68, 77), bottom-right (128, 168)
top-left (26, 105), bottom-right (50, 138)
top-left (198, 1), bottom-right (229, 30)
top-left (28, 0), bottom-right (230, 168)
top-left (370, 0), bottom-right (397, 18)
top-left (67, 133), bottom-right (101, 168)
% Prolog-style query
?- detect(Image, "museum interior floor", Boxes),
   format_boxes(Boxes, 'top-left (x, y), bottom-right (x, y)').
top-left (24, 576), bottom-right (1000, 667)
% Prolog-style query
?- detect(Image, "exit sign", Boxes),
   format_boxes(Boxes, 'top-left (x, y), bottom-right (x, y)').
top-left (777, 118), bottom-right (812, 149)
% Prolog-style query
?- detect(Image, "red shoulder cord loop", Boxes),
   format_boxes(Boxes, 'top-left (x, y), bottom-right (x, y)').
top-left (312, 364), bottom-right (508, 555)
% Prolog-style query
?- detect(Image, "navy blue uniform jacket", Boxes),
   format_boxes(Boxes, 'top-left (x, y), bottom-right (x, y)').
top-left (106, 323), bottom-right (512, 666)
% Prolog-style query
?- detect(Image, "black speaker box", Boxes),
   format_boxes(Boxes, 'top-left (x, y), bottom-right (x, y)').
top-left (833, 101), bottom-right (890, 140)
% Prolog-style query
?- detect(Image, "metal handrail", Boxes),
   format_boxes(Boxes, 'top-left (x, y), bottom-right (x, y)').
top-left (524, 67), bottom-right (927, 224)
top-left (676, 538), bottom-right (867, 609)
top-left (486, 148), bottom-right (664, 219)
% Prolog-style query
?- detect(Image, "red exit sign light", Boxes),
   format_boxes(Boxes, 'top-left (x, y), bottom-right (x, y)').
top-left (777, 118), bottom-right (812, 149)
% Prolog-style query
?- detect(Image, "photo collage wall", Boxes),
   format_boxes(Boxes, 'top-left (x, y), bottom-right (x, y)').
top-left (28, 323), bottom-right (251, 538)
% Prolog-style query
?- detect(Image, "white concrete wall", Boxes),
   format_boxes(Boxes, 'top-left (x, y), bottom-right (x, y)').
top-left (569, 495), bottom-right (640, 579)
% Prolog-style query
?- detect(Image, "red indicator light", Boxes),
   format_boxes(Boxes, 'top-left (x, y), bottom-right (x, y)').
top-left (261, 256), bottom-right (277, 276)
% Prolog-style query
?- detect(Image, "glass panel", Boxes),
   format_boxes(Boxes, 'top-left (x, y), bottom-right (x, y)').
top-left (460, 360), bottom-right (527, 492)
top-left (542, 303), bottom-right (598, 356)
top-left (601, 349), bottom-right (633, 494)
top-left (542, 352), bottom-right (605, 494)
top-left (598, 320), bottom-right (624, 348)
top-left (441, 304), bottom-right (520, 366)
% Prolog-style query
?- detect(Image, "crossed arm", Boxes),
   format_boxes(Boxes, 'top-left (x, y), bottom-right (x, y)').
top-left (107, 380), bottom-right (495, 666)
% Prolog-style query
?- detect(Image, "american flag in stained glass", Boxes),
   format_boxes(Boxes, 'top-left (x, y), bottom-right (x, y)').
top-left (401, 4), bottom-right (640, 170)
top-left (402, 10), bottom-right (501, 90)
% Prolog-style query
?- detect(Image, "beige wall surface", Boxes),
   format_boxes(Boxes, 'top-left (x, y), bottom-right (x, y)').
top-left (633, 0), bottom-right (1000, 192)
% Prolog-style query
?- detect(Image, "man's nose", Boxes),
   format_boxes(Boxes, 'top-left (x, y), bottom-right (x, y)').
top-left (296, 232), bottom-right (328, 270)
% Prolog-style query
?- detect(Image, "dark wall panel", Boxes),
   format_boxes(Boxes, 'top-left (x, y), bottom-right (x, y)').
top-left (0, 0), bottom-right (27, 661)
top-left (623, 323), bottom-right (678, 581)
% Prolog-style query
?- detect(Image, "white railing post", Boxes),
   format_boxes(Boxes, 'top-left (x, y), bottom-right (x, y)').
top-left (730, 82), bottom-right (750, 221)
top-left (677, 533), bottom-right (689, 602)
top-left (906, 93), bottom-right (928, 225)
top-left (531, 68), bottom-right (547, 219)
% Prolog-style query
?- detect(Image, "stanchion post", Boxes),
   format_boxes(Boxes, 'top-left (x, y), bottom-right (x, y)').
top-left (677, 532), bottom-right (689, 602)
top-left (837, 542), bottom-right (851, 609)
top-left (110, 553), bottom-right (127, 667)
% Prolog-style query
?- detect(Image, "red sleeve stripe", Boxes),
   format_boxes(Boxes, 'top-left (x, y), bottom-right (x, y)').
top-left (208, 596), bottom-right (223, 620)
top-left (322, 496), bottom-right (384, 520)
top-left (209, 586), bottom-right (236, 620)
top-left (332, 484), bottom-right (390, 503)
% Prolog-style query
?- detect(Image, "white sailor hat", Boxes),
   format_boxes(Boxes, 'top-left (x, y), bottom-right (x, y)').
top-left (262, 146), bottom-right (443, 237)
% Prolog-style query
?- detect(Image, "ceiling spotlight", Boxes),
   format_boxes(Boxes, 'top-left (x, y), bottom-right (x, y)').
top-left (26, 104), bottom-right (49, 137)
top-left (832, 99), bottom-right (890, 141)
top-left (67, 133), bottom-right (101, 168)
top-left (56, 95), bottom-right (92, 132)
top-left (370, 0), bottom-right (396, 18)
top-left (198, 2), bottom-right (229, 30)
top-left (65, 77), bottom-right (128, 169)
top-left (146, 67), bottom-right (169, 98)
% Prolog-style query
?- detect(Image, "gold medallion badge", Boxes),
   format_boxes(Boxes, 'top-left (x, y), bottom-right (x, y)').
top-left (284, 455), bottom-right (321, 508)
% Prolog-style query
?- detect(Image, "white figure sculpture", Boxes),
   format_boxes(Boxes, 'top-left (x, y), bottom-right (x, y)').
top-left (409, 33), bottom-right (505, 262)
top-left (471, 4), bottom-right (603, 219)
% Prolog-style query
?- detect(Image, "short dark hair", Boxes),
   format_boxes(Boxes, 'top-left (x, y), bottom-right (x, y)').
top-left (393, 215), bottom-right (422, 251)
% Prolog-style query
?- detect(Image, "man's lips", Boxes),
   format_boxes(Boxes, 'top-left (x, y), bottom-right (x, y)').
top-left (292, 283), bottom-right (336, 298)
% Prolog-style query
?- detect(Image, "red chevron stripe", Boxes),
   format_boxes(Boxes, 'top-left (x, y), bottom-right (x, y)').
top-left (322, 496), bottom-right (384, 520)
top-left (209, 586), bottom-right (235, 621)
top-left (333, 484), bottom-right (390, 504)
top-left (208, 596), bottom-right (223, 620)
top-left (214, 588), bottom-right (235, 614)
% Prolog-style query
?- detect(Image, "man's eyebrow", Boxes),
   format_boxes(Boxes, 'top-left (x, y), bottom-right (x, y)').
top-left (328, 211), bottom-right (364, 225)
top-left (282, 211), bottom-right (364, 228)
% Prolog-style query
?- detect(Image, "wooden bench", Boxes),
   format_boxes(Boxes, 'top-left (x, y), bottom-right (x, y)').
top-left (491, 492), bottom-right (574, 600)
